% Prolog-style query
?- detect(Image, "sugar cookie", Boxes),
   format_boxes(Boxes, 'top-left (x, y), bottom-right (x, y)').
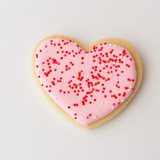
top-left (30, 35), bottom-right (143, 129)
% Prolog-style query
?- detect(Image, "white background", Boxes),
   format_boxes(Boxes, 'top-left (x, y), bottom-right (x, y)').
top-left (0, 0), bottom-right (160, 160)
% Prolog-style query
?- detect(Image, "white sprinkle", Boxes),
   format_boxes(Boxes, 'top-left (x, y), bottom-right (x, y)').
top-left (57, 39), bottom-right (59, 41)
top-left (109, 44), bottom-right (112, 46)
top-left (94, 116), bottom-right (97, 119)
top-left (74, 42), bottom-right (77, 45)
top-left (57, 91), bottom-right (59, 94)
top-left (117, 98), bottom-right (119, 101)
top-left (101, 102), bottom-right (104, 105)
top-left (122, 100), bottom-right (124, 102)
top-left (112, 106), bottom-right (114, 109)
top-left (44, 51), bottom-right (46, 53)
top-left (114, 45), bottom-right (116, 47)
top-left (128, 89), bottom-right (131, 91)
top-left (130, 86), bottom-right (132, 88)
top-left (44, 79), bottom-right (47, 81)
top-left (114, 85), bottom-right (116, 88)
top-left (121, 80), bottom-right (123, 82)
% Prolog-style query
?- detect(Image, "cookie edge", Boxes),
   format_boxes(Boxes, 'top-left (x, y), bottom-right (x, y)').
top-left (30, 35), bottom-right (143, 130)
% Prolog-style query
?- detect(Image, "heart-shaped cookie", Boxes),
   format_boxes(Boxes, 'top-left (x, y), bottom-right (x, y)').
top-left (31, 35), bottom-right (142, 129)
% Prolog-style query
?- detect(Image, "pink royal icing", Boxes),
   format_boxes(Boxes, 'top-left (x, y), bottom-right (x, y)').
top-left (35, 38), bottom-right (137, 126)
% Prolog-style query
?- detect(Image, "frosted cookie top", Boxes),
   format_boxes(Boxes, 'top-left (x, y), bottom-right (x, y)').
top-left (35, 38), bottom-right (137, 126)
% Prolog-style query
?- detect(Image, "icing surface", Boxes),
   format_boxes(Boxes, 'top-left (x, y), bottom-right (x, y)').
top-left (35, 38), bottom-right (137, 126)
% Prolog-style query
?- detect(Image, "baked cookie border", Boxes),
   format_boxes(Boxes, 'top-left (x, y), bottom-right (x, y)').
top-left (30, 35), bottom-right (143, 130)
